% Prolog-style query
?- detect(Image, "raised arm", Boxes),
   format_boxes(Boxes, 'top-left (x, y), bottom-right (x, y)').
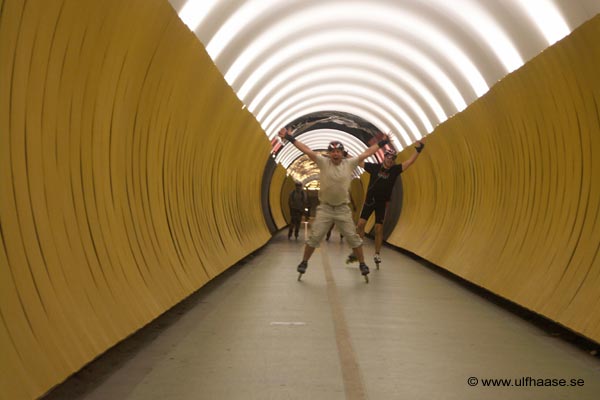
top-left (401, 140), bottom-right (425, 171)
top-left (278, 127), bottom-right (319, 162)
top-left (357, 134), bottom-right (391, 165)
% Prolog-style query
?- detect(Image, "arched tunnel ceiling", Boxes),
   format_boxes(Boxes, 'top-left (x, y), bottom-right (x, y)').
top-left (169, 0), bottom-right (600, 157)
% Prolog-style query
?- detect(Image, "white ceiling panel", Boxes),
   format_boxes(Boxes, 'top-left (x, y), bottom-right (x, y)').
top-left (170, 0), bottom-right (600, 153)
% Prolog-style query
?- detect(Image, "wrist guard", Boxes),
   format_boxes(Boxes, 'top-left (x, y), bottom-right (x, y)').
top-left (285, 134), bottom-right (296, 144)
top-left (415, 143), bottom-right (425, 153)
top-left (377, 139), bottom-right (389, 148)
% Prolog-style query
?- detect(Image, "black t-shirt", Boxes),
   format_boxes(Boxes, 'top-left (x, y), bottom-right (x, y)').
top-left (364, 162), bottom-right (403, 202)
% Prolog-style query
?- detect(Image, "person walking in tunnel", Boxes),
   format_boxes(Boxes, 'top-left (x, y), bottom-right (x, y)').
top-left (278, 127), bottom-right (390, 282)
top-left (347, 139), bottom-right (425, 269)
top-left (288, 181), bottom-right (308, 240)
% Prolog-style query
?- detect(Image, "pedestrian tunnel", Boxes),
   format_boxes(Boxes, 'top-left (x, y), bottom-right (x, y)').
top-left (1, 2), bottom-right (600, 399)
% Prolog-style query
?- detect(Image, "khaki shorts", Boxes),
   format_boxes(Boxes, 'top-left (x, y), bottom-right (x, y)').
top-left (306, 204), bottom-right (362, 248)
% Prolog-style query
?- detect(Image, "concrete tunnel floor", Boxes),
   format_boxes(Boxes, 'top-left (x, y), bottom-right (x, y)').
top-left (43, 230), bottom-right (600, 400)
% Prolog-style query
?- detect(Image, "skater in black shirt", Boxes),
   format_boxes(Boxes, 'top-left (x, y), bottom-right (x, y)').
top-left (347, 138), bottom-right (425, 268)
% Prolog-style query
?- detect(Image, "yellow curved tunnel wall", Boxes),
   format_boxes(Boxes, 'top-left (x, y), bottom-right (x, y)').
top-left (2, 1), bottom-right (600, 398)
top-left (390, 15), bottom-right (600, 344)
top-left (279, 175), bottom-right (296, 224)
top-left (0, 1), bottom-right (271, 398)
top-left (270, 165), bottom-right (289, 230)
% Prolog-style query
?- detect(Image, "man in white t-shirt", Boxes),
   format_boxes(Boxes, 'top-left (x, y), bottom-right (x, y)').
top-left (278, 127), bottom-right (389, 282)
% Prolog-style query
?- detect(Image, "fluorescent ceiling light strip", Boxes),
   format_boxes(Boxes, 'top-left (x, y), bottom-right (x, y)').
top-left (248, 52), bottom-right (447, 124)
top-left (265, 98), bottom-right (401, 141)
top-left (266, 101), bottom-right (390, 141)
top-left (434, 0), bottom-right (523, 72)
top-left (265, 97), bottom-right (393, 139)
top-left (190, 0), bottom-right (524, 83)
top-left (514, 0), bottom-right (570, 45)
top-left (206, 0), bottom-right (280, 59)
top-left (266, 100), bottom-right (410, 148)
top-left (260, 83), bottom-right (420, 142)
top-left (225, 2), bottom-right (488, 97)
top-left (178, 0), bottom-right (219, 31)
top-left (235, 29), bottom-right (467, 113)
top-left (255, 68), bottom-right (433, 134)
top-left (286, 131), bottom-right (368, 158)
top-left (276, 129), bottom-right (376, 167)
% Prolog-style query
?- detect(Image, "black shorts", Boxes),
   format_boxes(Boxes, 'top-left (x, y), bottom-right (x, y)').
top-left (360, 199), bottom-right (387, 224)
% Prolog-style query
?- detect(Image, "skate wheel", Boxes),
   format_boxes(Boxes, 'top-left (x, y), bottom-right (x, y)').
top-left (364, 275), bottom-right (369, 283)
top-left (298, 273), bottom-right (303, 281)
top-left (375, 262), bottom-right (380, 270)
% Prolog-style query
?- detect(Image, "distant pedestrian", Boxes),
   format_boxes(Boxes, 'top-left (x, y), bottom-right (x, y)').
top-left (288, 182), bottom-right (307, 240)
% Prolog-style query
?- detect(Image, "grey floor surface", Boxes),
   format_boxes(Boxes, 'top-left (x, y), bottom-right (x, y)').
top-left (43, 231), bottom-right (600, 400)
